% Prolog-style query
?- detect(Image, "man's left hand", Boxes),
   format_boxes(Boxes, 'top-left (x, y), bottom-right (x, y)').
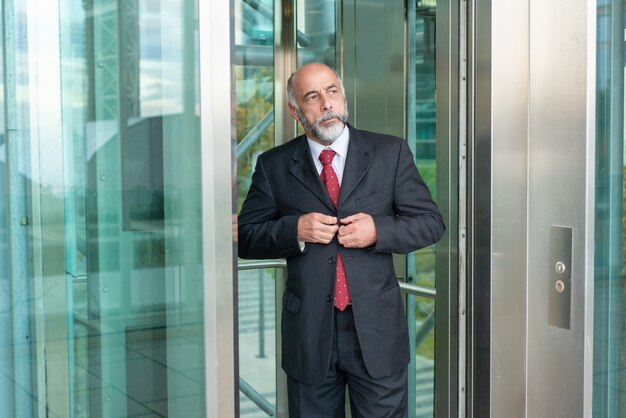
top-left (337, 213), bottom-right (377, 248)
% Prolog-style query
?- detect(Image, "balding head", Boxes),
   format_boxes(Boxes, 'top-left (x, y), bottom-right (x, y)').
top-left (287, 63), bottom-right (345, 109)
top-left (285, 62), bottom-right (349, 144)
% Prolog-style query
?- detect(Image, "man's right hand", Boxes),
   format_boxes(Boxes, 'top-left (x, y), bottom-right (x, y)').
top-left (297, 213), bottom-right (339, 244)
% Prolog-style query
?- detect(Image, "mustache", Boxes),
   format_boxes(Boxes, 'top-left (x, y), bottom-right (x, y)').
top-left (317, 111), bottom-right (347, 125)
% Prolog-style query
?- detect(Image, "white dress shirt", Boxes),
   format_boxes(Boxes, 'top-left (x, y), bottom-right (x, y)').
top-left (307, 125), bottom-right (350, 184)
top-left (298, 125), bottom-right (350, 251)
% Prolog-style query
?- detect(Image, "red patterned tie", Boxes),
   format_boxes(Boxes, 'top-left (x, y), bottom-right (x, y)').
top-left (319, 149), bottom-right (351, 310)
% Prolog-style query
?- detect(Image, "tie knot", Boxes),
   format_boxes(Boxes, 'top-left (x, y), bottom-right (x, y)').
top-left (319, 149), bottom-right (336, 166)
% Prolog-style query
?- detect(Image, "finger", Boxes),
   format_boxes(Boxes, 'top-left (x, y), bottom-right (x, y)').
top-left (339, 236), bottom-right (354, 247)
top-left (323, 223), bottom-right (339, 233)
top-left (337, 225), bottom-right (351, 237)
top-left (316, 225), bottom-right (338, 241)
top-left (340, 213), bottom-right (366, 224)
top-left (315, 213), bottom-right (338, 225)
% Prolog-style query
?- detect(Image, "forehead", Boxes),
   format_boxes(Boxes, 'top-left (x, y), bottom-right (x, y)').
top-left (292, 66), bottom-right (340, 96)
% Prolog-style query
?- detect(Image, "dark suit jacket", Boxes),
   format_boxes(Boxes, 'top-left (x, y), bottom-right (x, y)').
top-left (238, 124), bottom-right (445, 385)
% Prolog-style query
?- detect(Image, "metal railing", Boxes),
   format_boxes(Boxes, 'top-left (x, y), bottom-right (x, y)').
top-left (239, 377), bottom-right (276, 416)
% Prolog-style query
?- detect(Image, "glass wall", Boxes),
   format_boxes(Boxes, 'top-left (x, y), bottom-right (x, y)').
top-left (234, 0), bottom-right (278, 416)
top-left (234, 0), bottom-right (339, 415)
top-left (407, 1), bottom-right (438, 416)
top-left (0, 0), bottom-right (208, 416)
top-left (594, 0), bottom-right (626, 416)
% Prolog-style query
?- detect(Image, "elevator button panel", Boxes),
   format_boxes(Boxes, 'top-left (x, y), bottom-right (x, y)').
top-left (548, 226), bottom-right (572, 329)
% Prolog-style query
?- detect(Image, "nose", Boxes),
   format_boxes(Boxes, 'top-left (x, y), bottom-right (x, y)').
top-left (320, 94), bottom-right (332, 111)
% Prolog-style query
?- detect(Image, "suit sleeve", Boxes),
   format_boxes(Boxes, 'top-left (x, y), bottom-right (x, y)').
top-left (371, 140), bottom-right (445, 253)
top-left (238, 155), bottom-right (303, 259)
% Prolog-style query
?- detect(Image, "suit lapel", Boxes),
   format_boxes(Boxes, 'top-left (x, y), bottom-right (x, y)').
top-left (288, 136), bottom-right (336, 211)
top-left (338, 126), bottom-right (373, 208)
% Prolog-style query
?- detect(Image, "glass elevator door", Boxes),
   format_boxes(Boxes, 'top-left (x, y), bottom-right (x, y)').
top-left (233, 1), bottom-right (460, 417)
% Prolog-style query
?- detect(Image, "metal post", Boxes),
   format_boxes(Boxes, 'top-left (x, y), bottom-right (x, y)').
top-left (258, 269), bottom-right (266, 358)
top-left (406, 274), bottom-right (417, 418)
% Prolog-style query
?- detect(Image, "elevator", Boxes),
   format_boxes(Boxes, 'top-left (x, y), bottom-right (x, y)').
top-left (0, 0), bottom-right (620, 417)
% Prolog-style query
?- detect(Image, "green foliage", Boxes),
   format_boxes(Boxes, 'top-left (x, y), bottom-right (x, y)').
top-left (236, 66), bottom-right (275, 212)
top-left (416, 158), bottom-right (436, 199)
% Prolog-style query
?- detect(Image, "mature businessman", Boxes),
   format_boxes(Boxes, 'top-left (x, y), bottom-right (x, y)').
top-left (238, 62), bottom-right (445, 417)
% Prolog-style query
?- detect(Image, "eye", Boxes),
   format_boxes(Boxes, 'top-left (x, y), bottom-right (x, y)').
top-left (306, 94), bottom-right (317, 102)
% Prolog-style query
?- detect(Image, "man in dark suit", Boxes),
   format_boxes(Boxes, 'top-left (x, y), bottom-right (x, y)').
top-left (238, 62), bottom-right (444, 417)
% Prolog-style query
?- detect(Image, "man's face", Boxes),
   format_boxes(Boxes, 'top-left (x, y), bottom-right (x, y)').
top-left (289, 64), bottom-right (348, 144)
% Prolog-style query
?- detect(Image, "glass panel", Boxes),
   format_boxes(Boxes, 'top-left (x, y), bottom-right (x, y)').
top-left (238, 268), bottom-right (278, 417)
top-left (1, 0), bottom-right (206, 416)
top-left (408, 3), bottom-right (437, 286)
top-left (407, 2), bottom-right (437, 418)
top-left (234, 0), bottom-right (277, 415)
top-left (235, 0), bottom-right (275, 209)
top-left (0, 3), bottom-right (13, 417)
top-left (594, 0), bottom-right (626, 416)
top-left (296, 0), bottom-right (337, 67)
top-left (406, 294), bottom-right (435, 418)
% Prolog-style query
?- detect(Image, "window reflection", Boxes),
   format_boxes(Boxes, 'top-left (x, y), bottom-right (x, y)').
top-left (297, 0), bottom-right (337, 66)
top-left (594, 1), bottom-right (626, 416)
top-left (235, 0), bottom-right (280, 416)
top-left (0, 0), bottom-right (205, 416)
top-left (408, 296), bottom-right (435, 417)
top-left (407, 1), bottom-right (437, 293)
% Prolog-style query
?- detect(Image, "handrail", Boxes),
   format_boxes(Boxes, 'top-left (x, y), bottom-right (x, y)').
top-left (239, 377), bottom-right (276, 416)
top-left (237, 259), bottom-right (287, 270)
top-left (399, 281), bottom-right (437, 299)
top-left (237, 259), bottom-right (436, 299)
top-left (237, 109), bottom-right (275, 158)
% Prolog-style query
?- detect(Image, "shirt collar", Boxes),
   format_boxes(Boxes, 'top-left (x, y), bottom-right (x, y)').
top-left (307, 124), bottom-right (350, 161)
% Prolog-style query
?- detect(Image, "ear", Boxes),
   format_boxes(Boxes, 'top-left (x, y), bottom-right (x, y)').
top-left (288, 103), bottom-right (300, 122)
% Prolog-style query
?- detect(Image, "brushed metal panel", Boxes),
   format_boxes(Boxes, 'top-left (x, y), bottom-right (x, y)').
top-left (344, 0), bottom-right (405, 137)
top-left (489, 0), bottom-right (529, 417)
top-left (526, 0), bottom-right (592, 416)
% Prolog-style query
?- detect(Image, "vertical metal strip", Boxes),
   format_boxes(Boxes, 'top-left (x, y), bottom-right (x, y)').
top-left (275, 0), bottom-right (297, 148)
top-left (468, 0), bottom-right (492, 414)
top-left (458, 0), bottom-right (468, 415)
top-left (406, 0), bottom-right (417, 156)
top-left (274, 2), bottom-right (297, 416)
top-left (584, 0), bottom-right (597, 415)
top-left (404, 2), bottom-right (418, 415)
top-left (433, 0), bottom-right (461, 415)
top-left (198, 0), bottom-right (235, 416)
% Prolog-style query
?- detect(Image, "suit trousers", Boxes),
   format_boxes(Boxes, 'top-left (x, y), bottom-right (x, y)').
top-left (287, 306), bottom-right (408, 418)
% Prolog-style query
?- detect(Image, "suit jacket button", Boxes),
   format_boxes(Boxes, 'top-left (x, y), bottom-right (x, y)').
top-left (328, 256), bottom-right (336, 264)
top-left (326, 295), bottom-right (334, 302)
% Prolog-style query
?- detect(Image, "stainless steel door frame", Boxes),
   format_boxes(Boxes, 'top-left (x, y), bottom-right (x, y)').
top-left (469, 0), bottom-right (596, 416)
top-left (434, 0), bottom-right (462, 416)
top-left (199, 1), bottom-right (236, 416)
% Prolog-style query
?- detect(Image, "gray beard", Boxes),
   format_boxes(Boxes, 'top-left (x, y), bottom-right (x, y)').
top-left (298, 110), bottom-right (348, 144)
